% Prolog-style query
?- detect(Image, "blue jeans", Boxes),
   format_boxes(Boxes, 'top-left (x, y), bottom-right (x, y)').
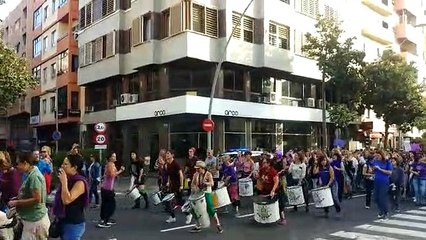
top-left (374, 181), bottom-right (389, 215)
top-left (61, 222), bottom-right (85, 240)
top-left (419, 178), bottom-right (426, 205)
top-left (412, 177), bottom-right (421, 204)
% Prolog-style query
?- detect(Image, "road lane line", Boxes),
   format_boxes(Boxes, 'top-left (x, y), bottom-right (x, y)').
top-left (160, 224), bottom-right (196, 233)
top-left (392, 214), bottom-right (426, 222)
top-left (330, 230), bottom-right (400, 240)
top-left (355, 224), bottom-right (426, 238)
top-left (406, 210), bottom-right (426, 215)
top-left (374, 219), bottom-right (426, 229)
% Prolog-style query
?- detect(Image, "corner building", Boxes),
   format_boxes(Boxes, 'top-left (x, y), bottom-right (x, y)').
top-left (79, 0), bottom-right (338, 160)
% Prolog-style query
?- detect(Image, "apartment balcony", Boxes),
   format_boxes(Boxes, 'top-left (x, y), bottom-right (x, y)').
top-left (394, 0), bottom-right (419, 17)
top-left (395, 23), bottom-right (419, 46)
top-left (362, 0), bottom-right (393, 16)
top-left (362, 26), bottom-right (394, 45)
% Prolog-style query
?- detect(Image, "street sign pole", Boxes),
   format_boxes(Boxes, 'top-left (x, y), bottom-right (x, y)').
top-left (207, 0), bottom-right (254, 151)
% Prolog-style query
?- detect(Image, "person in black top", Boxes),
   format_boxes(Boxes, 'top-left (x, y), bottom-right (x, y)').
top-left (129, 151), bottom-right (149, 209)
top-left (54, 154), bottom-right (89, 240)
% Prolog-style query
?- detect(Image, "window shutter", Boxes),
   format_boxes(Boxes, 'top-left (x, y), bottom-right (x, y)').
top-left (79, 46), bottom-right (85, 67)
top-left (85, 42), bottom-right (92, 64)
top-left (86, 3), bottom-right (92, 26)
top-left (192, 3), bottom-right (205, 33)
top-left (170, 3), bottom-right (182, 35)
top-left (94, 37), bottom-right (103, 61)
top-left (132, 17), bottom-right (141, 46)
top-left (80, 7), bottom-right (86, 29)
top-left (91, 40), bottom-right (96, 62)
top-left (102, 0), bottom-right (107, 17)
top-left (232, 13), bottom-right (241, 38)
top-left (205, 7), bottom-right (218, 37)
top-left (105, 32), bottom-right (114, 57)
top-left (269, 23), bottom-right (277, 46)
top-left (107, 0), bottom-right (114, 15)
top-left (242, 17), bottom-right (253, 42)
top-left (278, 25), bottom-right (289, 49)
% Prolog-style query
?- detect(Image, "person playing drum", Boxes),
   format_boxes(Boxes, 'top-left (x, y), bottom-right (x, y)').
top-left (313, 152), bottom-right (341, 217)
top-left (256, 157), bottom-right (287, 225)
top-left (221, 155), bottom-right (240, 216)
top-left (189, 161), bottom-right (224, 234)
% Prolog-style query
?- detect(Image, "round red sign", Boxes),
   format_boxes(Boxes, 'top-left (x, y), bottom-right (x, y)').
top-left (202, 119), bottom-right (215, 132)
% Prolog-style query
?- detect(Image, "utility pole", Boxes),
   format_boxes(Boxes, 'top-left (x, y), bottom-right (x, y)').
top-left (207, 0), bottom-right (255, 151)
top-left (321, 72), bottom-right (327, 150)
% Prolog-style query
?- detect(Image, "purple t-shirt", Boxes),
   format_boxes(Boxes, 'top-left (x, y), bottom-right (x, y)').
top-left (222, 165), bottom-right (237, 183)
top-left (414, 162), bottom-right (426, 179)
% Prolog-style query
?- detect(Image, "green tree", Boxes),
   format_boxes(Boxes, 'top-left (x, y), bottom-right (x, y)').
top-left (363, 50), bottom-right (425, 148)
top-left (302, 16), bottom-right (366, 111)
top-left (0, 40), bottom-right (38, 110)
top-left (0, 0), bottom-right (5, 5)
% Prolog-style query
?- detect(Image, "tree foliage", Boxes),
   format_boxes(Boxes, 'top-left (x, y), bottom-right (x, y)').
top-left (0, 0), bottom-right (5, 5)
top-left (302, 16), bottom-right (365, 113)
top-left (328, 104), bottom-right (358, 129)
top-left (363, 50), bottom-right (425, 147)
top-left (0, 40), bottom-right (38, 110)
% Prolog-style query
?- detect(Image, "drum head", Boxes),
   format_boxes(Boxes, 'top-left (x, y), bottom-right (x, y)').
top-left (254, 195), bottom-right (275, 205)
top-left (189, 192), bottom-right (204, 201)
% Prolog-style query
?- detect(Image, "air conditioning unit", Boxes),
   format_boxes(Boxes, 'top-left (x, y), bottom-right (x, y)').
top-left (130, 94), bottom-right (139, 103)
top-left (291, 100), bottom-right (299, 107)
top-left (85, 106), bottom-right (94, 112)
top-left (306, 98), bottom-right (315, 107)
top-left (120, 93), bottom-right (131, 104)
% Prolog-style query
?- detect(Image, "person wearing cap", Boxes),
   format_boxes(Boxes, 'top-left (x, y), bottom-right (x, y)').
top-left (189, 161), bottom-right (223, 233)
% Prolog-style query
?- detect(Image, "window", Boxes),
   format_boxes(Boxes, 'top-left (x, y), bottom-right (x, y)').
top-left (43, 67), bottom-right (48, 83)
top-left (42, 99), bottom-right (47, 114)
top-left (191, 3), bottom-right (218, 37)
top-left (44, 6), bottom-right (48, 21)
top-left (163, 9), bottom-right (171, 37)
top-left (269, 22), bottom-right (290, 49)
top-left (33, 66), bottom-right (41, 79)
top-left (31, 96), bottom-right (40, 116)
top-left (132, 17), bottom-right (142, 46)
top-left (51, 63), bottom-right (57, 77)
top-left (281, 80), bottom-right (303, 99)
top-left (295, 31), bottom-right (309, 56)
top-left (163, 4), bottom-right (183, 37)
top-left (33, 37), bottom-right (41, 57)
top-left (86, 3), bottom-right (92, 26)
top-left (33, 7), bottom-right (42, 29)
top-left (232, 12), bottom-right (254, 43)
top-left (301, 0), bottom-right (319, 18)
top-left (102, 0), bottom-right (115, 17)
top-left (85, 42), bottom-right (93, 64)
top-left (71, 92), bottom-right (79, 109)
top-left (143, 15), bottom-right (152, 41)
top-left (51, 30), bottom-right (57, 47)
top-left (52, 0), bottom-right (56, 13)
top-left (14, 19), bottom-right (20, 31)
top-left (58, 50), bottom-right (69, 72)
top-left (59, 0), bottom-right (67, 8)
top-left (94, 37), bottom-right (103, 61)
top-left (43, 36), bottom-right (48, 52)
top-left (50, 97), bottom-right (55, 113)
top-left (105, 32), bottom-right (114, 57)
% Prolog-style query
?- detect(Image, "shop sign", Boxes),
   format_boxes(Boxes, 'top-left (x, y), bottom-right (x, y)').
top-left (224, 110), bottom-right (239, 116)
top-left (154, 110), bottom-right (166, 117)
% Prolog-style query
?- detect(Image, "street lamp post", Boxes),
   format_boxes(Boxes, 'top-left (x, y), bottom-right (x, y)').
top-left (207, 0), bottom-right (255, 151)
top-left (321, 72), bottom-right (327, 150)
top-left (55, 87), bottom-right (59, 153)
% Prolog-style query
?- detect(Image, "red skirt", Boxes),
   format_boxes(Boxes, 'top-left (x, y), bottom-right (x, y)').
top-left (228, 183), bottom-right (239, 202)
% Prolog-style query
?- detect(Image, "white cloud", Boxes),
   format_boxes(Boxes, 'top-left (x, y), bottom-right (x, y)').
top-left (0, 1), bottom-right (21, 20)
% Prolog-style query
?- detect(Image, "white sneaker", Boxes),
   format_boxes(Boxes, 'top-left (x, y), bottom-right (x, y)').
top-left (185, 214), bottom-right (193, 224)
top-left (166, 217), bottom-right (176, 223)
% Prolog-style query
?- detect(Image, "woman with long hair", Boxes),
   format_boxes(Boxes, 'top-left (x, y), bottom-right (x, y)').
top-left (9, 152), bottom-right (50, 239)
top-left (313, 152), bottom-right (341, 217)
top-left (54, 154), bottom-right (89, 239)
top-left (288, 151), bottom-right (309, 212)
top-left (0, 151), bottom-right (21, 212)
top-left (97, 152), bottom-right (125, 228)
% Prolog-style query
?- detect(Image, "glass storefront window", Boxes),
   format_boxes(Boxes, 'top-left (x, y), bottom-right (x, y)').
top-left (225, 133), bottom-right (245, 150)
top-left (225, 118), bottom-right (245, 132)
top-left (284, 121), bottom-right (311, 134)
top-left (252, 120), bottom-right (276, 133)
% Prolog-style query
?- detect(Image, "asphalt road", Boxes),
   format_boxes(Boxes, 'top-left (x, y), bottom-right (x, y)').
top-left (82, 191), bottom-right (423, 240)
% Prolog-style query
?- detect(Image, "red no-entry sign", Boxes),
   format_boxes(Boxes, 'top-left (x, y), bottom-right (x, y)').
top-left (202, 119), bottom-right (215, 132)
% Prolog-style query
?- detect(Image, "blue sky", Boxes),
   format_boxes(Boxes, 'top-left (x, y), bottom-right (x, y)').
top-left (0, 0), bottom-right (20, 20)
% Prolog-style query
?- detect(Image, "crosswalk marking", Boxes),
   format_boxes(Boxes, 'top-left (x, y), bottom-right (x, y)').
top-left (374, 219), bottom-right (426, 229)
top-left (330, 230), bottom-right (401, 240)
top-left (355, 224), bottom-right (426, 239)
top-left (406, 210), bottom-right (426, 215)
top-left (420, 207), bottom-right (426, 211)
top-left (392, 213), bottom-right (426, 222)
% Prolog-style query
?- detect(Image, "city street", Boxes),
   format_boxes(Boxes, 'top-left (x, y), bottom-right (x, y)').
top-left (83, 178), bottom-right (422, 240)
